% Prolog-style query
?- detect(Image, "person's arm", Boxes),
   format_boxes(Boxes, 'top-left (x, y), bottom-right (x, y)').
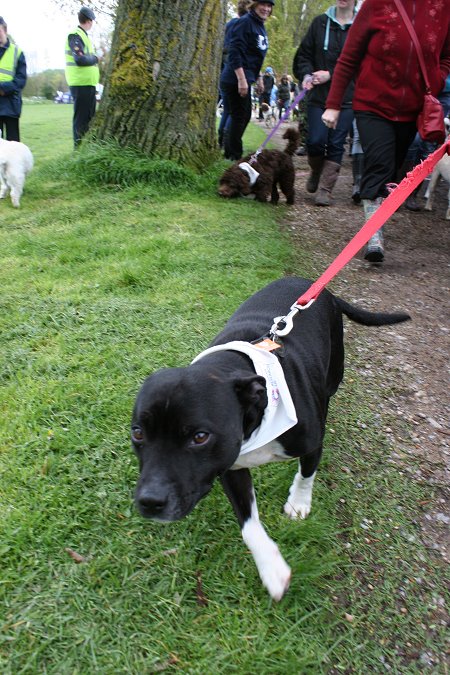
top-left (228, 18), bottom-right (251, 97)
top-left (234, 66), bottom-right (248, 97)
top-left (68, 33), bottom-right (98, 67)
top-left (292, 19), bottom-right (317, 90)
top-left (0, 50), bottom-right (27, 96)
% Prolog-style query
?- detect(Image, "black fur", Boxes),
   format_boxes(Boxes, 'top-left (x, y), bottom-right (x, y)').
top-left (132, 277), bottom-right (410, 522)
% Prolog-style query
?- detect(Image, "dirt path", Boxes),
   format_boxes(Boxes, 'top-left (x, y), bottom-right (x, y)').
top-left (264, 121), bottom-right (449, 564)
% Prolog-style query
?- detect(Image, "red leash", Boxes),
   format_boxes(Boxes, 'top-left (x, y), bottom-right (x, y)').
top-left (271, 140), bottom-right (450, 337)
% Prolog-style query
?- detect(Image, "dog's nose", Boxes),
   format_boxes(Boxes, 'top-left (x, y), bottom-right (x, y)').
top-left (136, 487), bottom-right (168, 516)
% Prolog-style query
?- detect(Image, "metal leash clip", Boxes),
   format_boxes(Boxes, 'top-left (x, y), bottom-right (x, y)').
top-left (270, 299), bottom-right (315, 337)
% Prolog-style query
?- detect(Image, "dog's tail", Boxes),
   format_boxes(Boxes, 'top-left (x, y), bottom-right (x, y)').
top-left (282, 128), bottom-right (300, 156)
top-left (336, 298), bottom-right (411, 326)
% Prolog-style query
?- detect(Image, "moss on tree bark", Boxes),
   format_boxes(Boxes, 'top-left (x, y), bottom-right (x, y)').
top-left (94, 0), bottom-right (226, 169)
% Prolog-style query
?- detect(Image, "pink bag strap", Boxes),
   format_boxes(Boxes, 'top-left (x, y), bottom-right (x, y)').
top-left (392, 0), bottom-right (431, 92)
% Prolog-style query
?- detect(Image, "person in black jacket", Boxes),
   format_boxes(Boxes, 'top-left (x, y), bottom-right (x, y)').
top-left (293, 1), bottom-right (356, 206)
top-left (0, 16), bottom-right (27, 142)
top-left (220, 1), bottom-right (274, 160)
top-left (258, 66), bottom-right (275, 120)
top-left (277, 74), bottom-right (291, 119)
top-left (218, 0), bottom-right (251, 149)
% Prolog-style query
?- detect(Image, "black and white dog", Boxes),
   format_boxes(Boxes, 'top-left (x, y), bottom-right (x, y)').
top-left (131, 277), bottom-right (410, 600)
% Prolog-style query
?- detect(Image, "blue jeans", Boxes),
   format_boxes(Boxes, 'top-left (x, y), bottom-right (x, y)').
top-left (307, 105), bottom-right (353, 164)
top-left (218, 89), bottom-right (231, 139)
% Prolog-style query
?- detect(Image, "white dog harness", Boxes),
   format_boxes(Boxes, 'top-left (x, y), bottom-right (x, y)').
top-left (192, 341), bottom-right (298, 464)
top-left (238, 162), bottom-right (260, 186)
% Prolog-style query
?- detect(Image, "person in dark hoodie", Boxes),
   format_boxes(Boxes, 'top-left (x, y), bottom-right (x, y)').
top-left (218, 0), bottom-right (251, 149)
top-left (219, 1), bottom-right (274, 160)
top-left (293, 0), bottom-right (357, 206)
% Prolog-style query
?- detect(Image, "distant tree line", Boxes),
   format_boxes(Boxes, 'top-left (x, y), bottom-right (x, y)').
top-left (259, 0), bottom-right (332, 78)
top-left (23, 70), bottom-right (67, 100)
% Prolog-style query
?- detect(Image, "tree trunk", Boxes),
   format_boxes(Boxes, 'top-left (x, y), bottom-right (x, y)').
top-left (94, 0), bottom-right (227, 169)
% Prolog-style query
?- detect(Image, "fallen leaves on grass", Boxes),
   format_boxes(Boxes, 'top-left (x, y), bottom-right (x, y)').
top-left (195, 570), bottom-right (208, 607)
top-left (65, 547), bottom-right (87, 564)
top-left (151, 654), bottom-right (180, 672)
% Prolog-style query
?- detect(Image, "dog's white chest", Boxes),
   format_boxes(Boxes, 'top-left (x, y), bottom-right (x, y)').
top-left (231, 440), bottom-right (292, 470)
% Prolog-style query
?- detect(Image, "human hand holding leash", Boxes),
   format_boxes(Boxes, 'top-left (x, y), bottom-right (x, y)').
top-left (301, 74), bottom-right (314, 90)
top-left (311, 70), bottom-right (330, 86)
top-left (321, 108), bottom-right (340, 129)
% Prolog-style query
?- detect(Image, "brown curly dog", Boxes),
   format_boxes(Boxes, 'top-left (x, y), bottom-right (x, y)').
top-left (218, 128), bottom-right (299, 205)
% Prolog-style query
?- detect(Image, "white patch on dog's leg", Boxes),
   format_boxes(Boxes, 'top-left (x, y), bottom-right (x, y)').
top-left (284, 469), bottom-right (316, 520)
top-left (241, 497), bottom-right (291, 601)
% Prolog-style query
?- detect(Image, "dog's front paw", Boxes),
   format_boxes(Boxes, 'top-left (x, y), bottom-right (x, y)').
top-left (284, 471), bottom-right (315, 520)
top-left (259, 550), bottom-right (291, 601)
top-left (283, 496), bottom-right (311, 520)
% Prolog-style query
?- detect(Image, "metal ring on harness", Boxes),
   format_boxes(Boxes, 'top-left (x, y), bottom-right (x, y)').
top-left (270, 299), bottom-right (316, 337)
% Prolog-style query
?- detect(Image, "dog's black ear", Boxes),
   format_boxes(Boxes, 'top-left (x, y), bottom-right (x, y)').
top-left (234, 375), bottom-right (268, 438)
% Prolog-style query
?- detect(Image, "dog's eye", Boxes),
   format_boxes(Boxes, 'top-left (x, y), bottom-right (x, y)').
top-left (192, 431), bottom-right (210, 445)
top-left (131, 425), bottom-right (144, 443)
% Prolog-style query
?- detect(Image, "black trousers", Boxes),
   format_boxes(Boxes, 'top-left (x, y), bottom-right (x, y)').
top-left (355, 111), bottom-right (417, 200)
top-left (70, 85), bottom-right (97, 147)
top-left (0, 116), bottom-right (20, 141)
top-left (220, 80), bottom-right (253, 160)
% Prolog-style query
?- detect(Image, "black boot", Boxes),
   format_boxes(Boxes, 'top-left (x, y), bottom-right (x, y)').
top-left (351, 153), bottom-right (364, 204)
top-left (398, 161), bottom-right (422, 211)
top-left (405, 185), bottom-right (422, 211)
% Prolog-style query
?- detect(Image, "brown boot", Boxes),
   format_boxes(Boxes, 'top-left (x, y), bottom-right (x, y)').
top-left (314, 160), bottom-right (341, 206)
top-left (306, 155), bottom-right (324, 193)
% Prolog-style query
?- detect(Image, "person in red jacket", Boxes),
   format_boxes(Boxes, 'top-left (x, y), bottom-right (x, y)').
top-left (322, 0), bottom-right (450, 264)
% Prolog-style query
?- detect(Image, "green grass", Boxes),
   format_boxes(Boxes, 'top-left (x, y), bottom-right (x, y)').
top-left (0, 103), bottom-right (447, 673)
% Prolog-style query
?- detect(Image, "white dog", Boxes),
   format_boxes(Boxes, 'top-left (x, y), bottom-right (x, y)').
top-left (0, 130), bottom-right (33, 208)
top-left (424, 117), bottom-right (450, 220)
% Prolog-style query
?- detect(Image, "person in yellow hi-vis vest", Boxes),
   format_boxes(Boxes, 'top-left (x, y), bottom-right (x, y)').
top-left (0, 16), bottom-right (27, 142)
top-left (65, 6), bottom-right (100, 148)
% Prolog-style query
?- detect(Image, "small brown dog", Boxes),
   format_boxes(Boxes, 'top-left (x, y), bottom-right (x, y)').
top-left (218, 128), bottom-right (299, 204)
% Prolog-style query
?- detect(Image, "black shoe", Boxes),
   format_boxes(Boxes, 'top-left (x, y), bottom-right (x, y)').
top-left (351, 186), bottom-right (361, 204)
top-left (364, 232), bottom-right (384, 263)
top-left (405, 194), bottom-right (421, 211)
top-left (364, 248), bottom-right (384, 263)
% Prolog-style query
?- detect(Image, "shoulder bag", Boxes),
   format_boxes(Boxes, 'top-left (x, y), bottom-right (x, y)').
top-left (393, 0), bottom-right (445, 143)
